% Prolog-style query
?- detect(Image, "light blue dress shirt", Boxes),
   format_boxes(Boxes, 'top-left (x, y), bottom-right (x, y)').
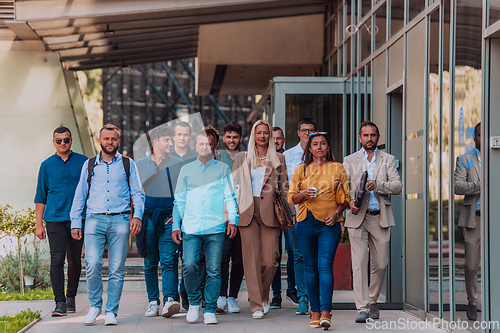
top-left (70, 153), bottom-right (145, 229)
top-left (475, 148), bottom-right (481, 211)
top-left (362, 148), bottom-right (381, 210)
top-left (172, 157), bottom-right (239, 235)
top-left (284, 142), bottom-right (304, 212)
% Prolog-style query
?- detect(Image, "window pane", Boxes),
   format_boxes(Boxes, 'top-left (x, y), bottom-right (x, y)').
top-left (391, 0), bottom-right (405, 38)
top-left (375, 4), bottom-right (387, 50)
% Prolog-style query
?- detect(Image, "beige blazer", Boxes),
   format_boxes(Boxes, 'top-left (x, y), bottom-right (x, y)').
top-left (232, 152), bottom-right (294, 228)
top-left (454, 152), bottom-right (481, 228)
top-left (343, 149), bottom-right (402, 229)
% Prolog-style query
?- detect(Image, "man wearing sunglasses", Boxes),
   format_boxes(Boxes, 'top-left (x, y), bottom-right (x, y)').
top-left (282, 117), bottom-right (318, 315)
top-left (35, 126), bottom-right (88, 317)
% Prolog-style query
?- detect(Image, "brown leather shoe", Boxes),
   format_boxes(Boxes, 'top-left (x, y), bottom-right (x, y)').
top-left (310, 311), bottom-right (320, 328)
top-left (320, 310), bottom-right (331, 330)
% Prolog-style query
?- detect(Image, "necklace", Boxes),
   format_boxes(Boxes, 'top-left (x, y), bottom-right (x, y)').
top-left (257, 155), bottom-right (266, 160)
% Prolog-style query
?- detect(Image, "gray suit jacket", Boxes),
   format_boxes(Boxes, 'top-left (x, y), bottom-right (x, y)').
top-left (343, 149), bottom-right (402, 229)
top-left (454, 152), bottom-right (481, 228)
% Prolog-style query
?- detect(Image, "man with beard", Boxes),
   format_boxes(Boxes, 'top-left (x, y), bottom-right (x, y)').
top-left (135, 126), bottom-right (183, 318)
top-left (35, 126), bottom-right (88, 317)
top-left (215, 122), bottom-right (244, 313)
top-left (70, 124), bottom-right (144, 326)
top-left (172, 129), bottom-right (239, 325)
top-left (273, 126), bottom-right (285, 154)
top-left (343, 121), bottom-right (402, 323)
top-left (454, 122), bottom-right (481, 321)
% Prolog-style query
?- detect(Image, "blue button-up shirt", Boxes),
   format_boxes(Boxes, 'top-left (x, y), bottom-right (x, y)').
top-left (136, 154), bottom-right (183, 211)
top-left (217, 149), bottom-right (239, 170)
top-left (475, 148), bottom-right (481, 211)
top-left (284, 143), bottom-right (304, 212)
top-left (362, 148), bottom-right (381, 210)
top-left (173, 157), bottom-right (239, 235)
top-left (70, 152), bottom-right (145, 229)
top-left (34, 152), bottom-right (88, 222)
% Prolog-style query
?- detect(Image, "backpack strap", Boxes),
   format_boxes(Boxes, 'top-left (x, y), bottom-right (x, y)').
top-left (122, 155), bottom-right (131, 192)
top-left (86, 156), bottom-right (97, 201)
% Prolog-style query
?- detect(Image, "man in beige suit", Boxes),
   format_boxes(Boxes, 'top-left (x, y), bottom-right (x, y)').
top-left (454, 122), bottom-right (481, 321)
top-left (343, 121), bottom-right (402, 323)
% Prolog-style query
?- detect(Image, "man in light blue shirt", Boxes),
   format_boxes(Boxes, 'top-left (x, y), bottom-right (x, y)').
top-left (282, 117), bottom-right (318, 314)
top-left (70, 124), bottom-right (144, 326)
top-left (362, 148), bottom-right (381, 211)
top-left (172, 129), bottom-right (239, 325)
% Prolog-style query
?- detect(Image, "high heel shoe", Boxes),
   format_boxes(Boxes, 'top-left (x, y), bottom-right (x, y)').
top-left (310, 311), bottom-right (320, 328)
top-left (320, 310), bottom-right (331, 330)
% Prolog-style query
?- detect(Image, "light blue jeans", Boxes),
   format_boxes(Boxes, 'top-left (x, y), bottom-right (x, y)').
top-left (84, 213), bottom-right (130, 315)
top-left (182, 232), bottom-right (224, 313)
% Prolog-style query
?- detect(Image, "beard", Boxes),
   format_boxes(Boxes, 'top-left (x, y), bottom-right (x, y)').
top-left (362, 141), bottom-right (377, 152)
top-left (227, 142), bottom-right (240, 151)
top-left (101, 143), bottom-right (119, 155)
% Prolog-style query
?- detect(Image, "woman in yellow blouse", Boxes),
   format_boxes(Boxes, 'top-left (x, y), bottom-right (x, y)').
top-left (287, 132), bottom-right (350, 330)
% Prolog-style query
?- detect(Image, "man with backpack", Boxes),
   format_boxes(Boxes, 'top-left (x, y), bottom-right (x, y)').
top-left (70, 124), bottom-right (144, 326)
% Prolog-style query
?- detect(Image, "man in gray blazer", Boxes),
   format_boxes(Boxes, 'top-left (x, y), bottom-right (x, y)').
top-left (343, 121), bottom-right (402, 323)
top-left (454, 122), bottom-right (481, 321)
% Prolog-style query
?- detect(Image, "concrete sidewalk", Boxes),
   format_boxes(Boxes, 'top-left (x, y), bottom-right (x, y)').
top-left (0, 291), bottom-right (445, 333)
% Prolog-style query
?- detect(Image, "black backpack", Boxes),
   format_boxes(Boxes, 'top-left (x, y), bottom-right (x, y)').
top-left (85, 155), bottom-right (131, 204)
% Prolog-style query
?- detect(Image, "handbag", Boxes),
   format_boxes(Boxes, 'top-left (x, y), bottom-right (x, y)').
top-left (354, 171), bottom-right (368, 208)
top-left (274, 192), bottom-right (295, 229)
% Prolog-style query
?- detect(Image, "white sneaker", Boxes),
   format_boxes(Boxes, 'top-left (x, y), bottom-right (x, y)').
top-left (204, 312), bottom-right (218, 325)
top-left (84, 306), bottom-right (101, 325)
top-left (263, 300), bottom-right (270, 315)
top-left (162, 297), bottom-right (180, 318)
top-left (216, 296), bottom-right (228, 313)
top-left (104, 312), bottom-right (117, 326)
top-left (145, 301), bottom-right (159, 317)
top-left (252, 310), bottom-right (264, 319)
top-left (227, 297), bottom-right (240, 313)
top-left (186, 305), bottom-right (200, 323)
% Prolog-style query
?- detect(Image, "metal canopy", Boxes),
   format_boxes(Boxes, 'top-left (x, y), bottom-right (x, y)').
top-left (9, 0), bottom-right (329, 71)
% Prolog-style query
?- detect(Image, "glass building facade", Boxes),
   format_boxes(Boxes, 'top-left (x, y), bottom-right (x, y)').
top-left (315, 0), bottom-right (500, 331)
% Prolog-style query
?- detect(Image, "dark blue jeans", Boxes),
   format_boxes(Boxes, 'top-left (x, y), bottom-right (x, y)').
top-left (271, 231), bottom-right (296, 296)
top-left (295, 212), bottom-right (342, 312)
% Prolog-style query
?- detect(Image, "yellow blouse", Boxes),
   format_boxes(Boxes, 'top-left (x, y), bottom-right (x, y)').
top-left (287, 162), bottom-right (351, 223)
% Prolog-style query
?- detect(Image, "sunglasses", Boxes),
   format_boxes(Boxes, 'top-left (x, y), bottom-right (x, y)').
top-left (309, 132), bottom-right (328, 136)
top-left (299, 128), bottom-right (317, 134)
top-left (55, 138), bottom-right (71, 144)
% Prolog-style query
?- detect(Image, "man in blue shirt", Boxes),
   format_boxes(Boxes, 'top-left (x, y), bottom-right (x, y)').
top-left (135, 126), bottom-right (183, 318)
top-left (215, 121), bottom-right (244, 314)
top-left (35, 126), bottom-right (88, 317)
top-left (70, 124), bottom-right (145, 326)
top-left (172, 128), bottom-right (239, 325)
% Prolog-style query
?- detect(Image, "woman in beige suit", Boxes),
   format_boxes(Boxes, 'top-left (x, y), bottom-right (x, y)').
top-left (232, 119), bottom-right (293, 319)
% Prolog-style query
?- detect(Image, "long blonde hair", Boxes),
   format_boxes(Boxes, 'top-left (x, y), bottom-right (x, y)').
top-left (247, 120), bottom-right (281, 169)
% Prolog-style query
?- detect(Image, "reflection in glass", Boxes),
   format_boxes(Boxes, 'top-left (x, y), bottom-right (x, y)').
top-left (391, 0), bottom-right (405, 37)
top-left (375, 4), bottom-right (387, 50)
top-left (285, 94), bottom-right (343, 162)
top-left (409, 0), bottom-right (425, 22)
top-left (362, 0), bottom-right (372, 18)
top-left (361, 17), bottom-right (373, 61)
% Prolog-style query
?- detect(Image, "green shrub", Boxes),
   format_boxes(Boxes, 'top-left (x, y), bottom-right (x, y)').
top-left (0, 289), bottom-right (53, 301)
top-left (0, 309), bottom-right (41, 333)
top-left (0, 250), bottom-right (50, 292)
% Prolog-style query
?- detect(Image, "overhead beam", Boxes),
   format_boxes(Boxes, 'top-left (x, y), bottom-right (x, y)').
top-left (3, 21), bottom-right (40, 40)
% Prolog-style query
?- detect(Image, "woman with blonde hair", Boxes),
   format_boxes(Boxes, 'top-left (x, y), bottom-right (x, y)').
top-left (287, 132), bottom-right (349, 330)
top-left (232, 119), bottom-right (294, 319)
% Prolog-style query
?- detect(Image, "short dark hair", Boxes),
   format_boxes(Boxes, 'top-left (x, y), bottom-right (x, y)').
top-left (53, 126), bottom-right (71, 137)
top-left (298, 117), bottom-right (317, 130)
top-left (174, 121), bottom-right (192, 134)
top-left (359, 121), bottom-right (379, 136)
top-left (100, 124), bottom-right (121, 138)
top-left (150, 126), bottom-right (174, 142)
top-left (223, 121), bottom-right (242, 136)
top-left (200, 126), bottom-right (219, 145)
top-left (273, 126), bottom-right (284, 136)
top-left (475, 122), bottom-right (481, 138)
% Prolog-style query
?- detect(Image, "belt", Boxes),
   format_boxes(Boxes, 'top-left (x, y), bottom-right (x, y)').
top-left (366, 209), bottom-right (380, 216)
top-left (476, 210), bottom-right (481, 216)
top-left (96, 211), bottom-right (131, 216)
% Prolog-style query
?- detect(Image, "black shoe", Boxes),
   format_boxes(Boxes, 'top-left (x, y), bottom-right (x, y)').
top-left (52, 302), bottom-right (67, 317)
top-left (286, 289), bottom-right (299, 306)
top-left (355, 311), bottom-right (368, 323)
top-left (467, 304), bottom-right (478, 321)
top-left (66, 297), bottom-right (76, 313)
top-left (180, 291), bottom-right (189, 311)
top-left (270, 295), bottom-right (282, 309)
top-left (368, 303), bottom-right (379, 319)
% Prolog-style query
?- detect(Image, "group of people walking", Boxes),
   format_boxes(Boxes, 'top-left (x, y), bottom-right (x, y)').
top-left (35, 116), bottom-right (403, 329)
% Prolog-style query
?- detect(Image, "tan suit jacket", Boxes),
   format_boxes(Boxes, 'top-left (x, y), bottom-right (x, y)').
top-left (343, 149), bottom-right (402, 229)
top-left (454, 152), bottom-right (481, 228)
top-left (232, 152), bottom-right (294, 228)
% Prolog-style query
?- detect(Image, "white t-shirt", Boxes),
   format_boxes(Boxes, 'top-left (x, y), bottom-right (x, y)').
top-left (251, 166), bottom-right (266, 197)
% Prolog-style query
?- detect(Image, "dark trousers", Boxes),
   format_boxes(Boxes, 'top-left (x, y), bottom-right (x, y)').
top-left (46, 221), bottom-right (84, 303)
top-left (220, 231), bottom-right (244, 298)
